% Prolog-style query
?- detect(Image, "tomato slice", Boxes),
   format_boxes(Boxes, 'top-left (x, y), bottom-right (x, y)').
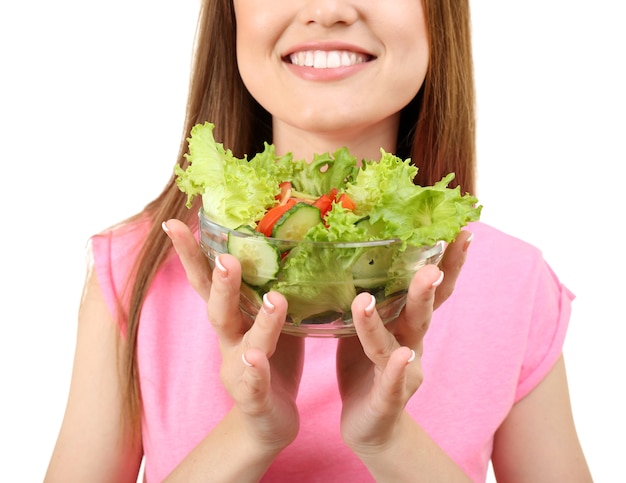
top-left (256, 198), bottom-right (297, 237)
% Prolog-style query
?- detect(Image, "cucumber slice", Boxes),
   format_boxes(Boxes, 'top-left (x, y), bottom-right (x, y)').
top-left (227, 228), bottom-right (280, 286)
top-left (354, 216), bottom-right (371, 226)
top-left (233, 224), bottom-right (257, 235)
top-left (272, 202), bottom-right (322, 240)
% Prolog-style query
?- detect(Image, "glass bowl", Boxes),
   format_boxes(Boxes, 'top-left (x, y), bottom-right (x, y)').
top-left (199, 210), bottom-right (444, 338)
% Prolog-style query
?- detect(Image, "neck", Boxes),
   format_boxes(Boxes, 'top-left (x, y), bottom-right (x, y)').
top-left (271, 116), bottom-right (400, 164)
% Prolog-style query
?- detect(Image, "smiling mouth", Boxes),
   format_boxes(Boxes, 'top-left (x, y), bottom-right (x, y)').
top-left (287, 50), bottom-right (373, 69)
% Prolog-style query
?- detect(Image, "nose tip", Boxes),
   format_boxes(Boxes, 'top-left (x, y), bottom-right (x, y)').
top-left (298, 0), bottom-right (359, 27)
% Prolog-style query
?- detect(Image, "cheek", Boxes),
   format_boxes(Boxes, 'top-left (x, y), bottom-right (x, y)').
top-left (409, 44), bottom-right (430, 87)
top-left (235, 38), bottom-right (269, 108)
top-left (234, 9), bottom-right (285, 91)
top-left (388, 34), bottom-right (429, 101)
top-left (377, 6), bottom-right (430, 85)
top-left (404, 28), bottom-right (430, 91)
top-left (235, 23), bottom-right (264, 96)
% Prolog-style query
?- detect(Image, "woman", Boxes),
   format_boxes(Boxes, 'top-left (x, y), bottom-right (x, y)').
top-left (45, 0), bottom-right (592, 481)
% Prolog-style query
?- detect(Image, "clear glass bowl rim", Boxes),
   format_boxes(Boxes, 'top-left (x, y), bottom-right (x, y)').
top-left (199, 209), bottom-right (440, 250)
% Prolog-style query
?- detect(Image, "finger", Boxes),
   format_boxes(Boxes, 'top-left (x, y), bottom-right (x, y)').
top-left (271, 332), bottom-right (305, 395)
top-left (394, 264), bottom-right (442, 351)
top-left (238, 347), bottom-right (273, 415)
top-left (375, 346), bottom-right (422, 408)
top-left (434, 230), bottom-right (473, 309)
top-left (351, 292), bottom-right (399, 368)
top-left (242, 291), bottom-right (289, 360)
top-left (163, 219), bottom-right (212, 300)
top-left (206, 253), bottom-right (248, 345)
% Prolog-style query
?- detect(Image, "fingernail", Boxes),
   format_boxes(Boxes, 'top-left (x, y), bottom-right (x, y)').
top-left (262, 293), bottom-right (275, 315)
top-left (215, 255), bottom-right (228, 277)
top-left (407, 349), bottom-right (416, 363)
top-left (242, 353), bottom-right (253, 367)
top-left (161, 221), bottom-right (172, 237)
top-left (364, 293), bottom-right (376, 316)
top-left (463, 232), bottom-right (474, 252)
top-left (431, 270), bottom-right (444, 288)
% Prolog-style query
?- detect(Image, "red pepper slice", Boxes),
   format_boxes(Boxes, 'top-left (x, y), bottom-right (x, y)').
top-left (313, 193), bottom-right (334, 219)
top-left (276, 181), bottom-right (292, 205)
top-left (256, 198), bottom-right (297, 237)
top-left (337, 193), bottom-right (356, 211)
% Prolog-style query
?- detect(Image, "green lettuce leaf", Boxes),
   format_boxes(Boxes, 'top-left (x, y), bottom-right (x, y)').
top-left (374, 173), bottom-right (481, 247)
top-left (344, 150), bottom-right (418, 216)
top-left (272, 204), bottom-right (377, 324)
top-left (305, 203), bottom-right (370, 243)
top-left (289, 148), bottom-right (359, 197)
top-left (174, 122), bottom-right (229, 207)
top-left (248, 142), bottom-right (295, 182)
top-left (203, 161), bottom-right (279, 229)
top-left (272, 242), bottom-right (358, 324)
top-left (175, 122), bottom-right (282, 229)
top-left (345, 151), bottom-right (481, 247)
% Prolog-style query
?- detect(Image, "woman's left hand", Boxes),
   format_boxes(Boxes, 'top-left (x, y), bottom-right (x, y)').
top-left (336, 230), bottom-right (472, 453)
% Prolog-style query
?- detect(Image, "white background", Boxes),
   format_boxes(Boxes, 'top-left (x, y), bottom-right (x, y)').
top-left (1, 1), bottom-right (624, 481)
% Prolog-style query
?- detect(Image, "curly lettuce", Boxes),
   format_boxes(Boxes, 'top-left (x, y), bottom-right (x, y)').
top-left (345, 150), bottom-right (481, 247)
top-left (174, 122), bottom-right (281, 229)
top-left (272, 241), bottom-right (358, 324)
top-left (289, 148), bottom-right (359, 197)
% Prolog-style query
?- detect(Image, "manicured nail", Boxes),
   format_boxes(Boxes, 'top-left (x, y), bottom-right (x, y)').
top-left (432, 270), bottom-right (444, 288)
top-left (364, 294), bottom-right (376, 316)
top-left (262, 293), bottom-right (275, 315)
top-left (242, 353), bottom-right (253, 367)
top-left (161, 221), bottom-right (171, 237)
top-left (407, 349), bottom-right (416, 363)
top-left (463, 232), bottom-right (474, 252)
top-left (215, 255), bottom-right (228, 276)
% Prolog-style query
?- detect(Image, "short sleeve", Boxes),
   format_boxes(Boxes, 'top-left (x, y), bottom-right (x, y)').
top-left (89, 231), bottom-right (120, 323)
top-left (514, 260), bottom-right (574, 401)
top-left (88, 220), bottom-right (148, 336)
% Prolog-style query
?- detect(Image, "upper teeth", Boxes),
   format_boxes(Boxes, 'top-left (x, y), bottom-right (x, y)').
top-left (289, 50), bottom-right (368, 68)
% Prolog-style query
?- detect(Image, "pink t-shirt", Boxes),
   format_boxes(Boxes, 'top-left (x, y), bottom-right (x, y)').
top-left (91, 220), bottom-right (572, 482)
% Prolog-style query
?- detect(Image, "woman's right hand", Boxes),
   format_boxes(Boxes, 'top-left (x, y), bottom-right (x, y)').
top-left (164, 219), bottom-right (304, 453)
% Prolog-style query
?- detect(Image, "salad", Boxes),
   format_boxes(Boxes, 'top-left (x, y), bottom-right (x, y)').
top-left (176, 122), bottom-right (482, 325)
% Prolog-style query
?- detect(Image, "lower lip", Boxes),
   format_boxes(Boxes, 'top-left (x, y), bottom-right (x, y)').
top-left (284, 61), bottom-right (371, 82)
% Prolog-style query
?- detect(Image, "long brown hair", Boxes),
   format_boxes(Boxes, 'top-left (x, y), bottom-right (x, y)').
top-left (120, 0), bottom-right (476, 426)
